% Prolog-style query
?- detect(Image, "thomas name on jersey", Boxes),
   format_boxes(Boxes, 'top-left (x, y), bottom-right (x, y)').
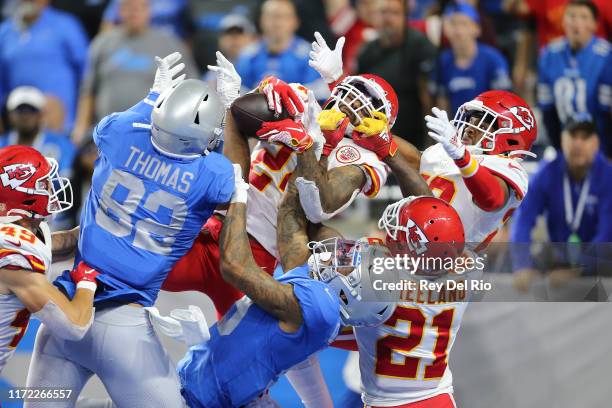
top-left (124, 146), bottom-right (193, 194)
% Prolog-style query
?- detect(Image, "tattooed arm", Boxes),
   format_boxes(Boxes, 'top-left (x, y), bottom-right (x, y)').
top-left (295, 148), bottom-right (366, 214)
top-left (277, 181), bottom-right (312, 272)
top-left (386, 136), bottom-right (431, 197)
top-left (51, 227), bottom-right (80, 261)
top-left (219, 201), bottom-right (303, 332)
top-left (222, 111), bottom-right (251, 176)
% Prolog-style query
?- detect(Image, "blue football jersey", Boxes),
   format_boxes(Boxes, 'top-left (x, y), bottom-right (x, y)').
top-left (538, 37), bottom-right (611, 123)
top-left (434, 43), bottom-right (511, 114)
top-left (177, 264), bottom-right (341, 408)
top-left (54, 92), bottom-right (234, 306)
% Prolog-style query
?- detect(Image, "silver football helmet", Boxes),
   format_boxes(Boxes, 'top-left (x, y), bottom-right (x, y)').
top-left (151, 79), bottom-right (225, 158)
top-left (308, 237), bottom-right (397, 327)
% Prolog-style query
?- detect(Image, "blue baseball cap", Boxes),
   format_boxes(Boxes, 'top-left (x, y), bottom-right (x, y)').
top-left (443, 2), bottom-right (480, 25)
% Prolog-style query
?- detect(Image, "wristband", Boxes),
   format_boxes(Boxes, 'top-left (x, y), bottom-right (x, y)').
top-left (455, 151), bottom-right (479, 178)
top-left (76, 281), bottom-right (97, 292)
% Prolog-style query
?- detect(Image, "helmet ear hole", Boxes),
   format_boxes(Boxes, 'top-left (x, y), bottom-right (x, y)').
top-left (377, 306), bottom-right (389, 316)
top-left (339, 290), bottom-right (349, 305)
top-left (194, 112), bottom-right (200, 125)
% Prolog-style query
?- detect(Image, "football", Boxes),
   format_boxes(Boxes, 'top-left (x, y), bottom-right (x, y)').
top-left (230, 92), bottom-right (290, 138)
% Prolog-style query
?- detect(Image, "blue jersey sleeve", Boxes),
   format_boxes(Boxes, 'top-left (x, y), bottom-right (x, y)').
top-left (284, 265), bottom-right (341, 345)
top-left (127, 92), bottom-right (159, 117)
top-left (199, 153), bottom-right (234, 205)
top-left (92, 112), bottom-right (119, 153)
top-left (510, 163), bottom-right (549, 271)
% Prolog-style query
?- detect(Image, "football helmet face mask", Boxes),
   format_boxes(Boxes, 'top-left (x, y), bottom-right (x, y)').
top-left (451, 90), bottom-right (537, 157)
top-left (379, 196), bottom-right (465, 263)
top-left (326, 74), bottom-right (399, 127)
top-left (0, 146), bottom-right (73, 223)
top-left (308, 237), bottom-right (396, 327)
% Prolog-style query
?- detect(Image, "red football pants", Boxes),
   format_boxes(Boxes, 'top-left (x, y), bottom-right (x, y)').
top-left (367, 393), bottom-right (456, 408)
top-left (162, 216), bottom-right (277, 316)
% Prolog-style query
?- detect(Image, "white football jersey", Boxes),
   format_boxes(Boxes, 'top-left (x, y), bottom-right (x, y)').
top-left (0, 223), bottom-right (51, 372)
top-left (246, 137), bottom-right (389, 259)
top-left (420, 143), bottom-right (529, 251)
top-left (355, 286), bottom-right (469, 406)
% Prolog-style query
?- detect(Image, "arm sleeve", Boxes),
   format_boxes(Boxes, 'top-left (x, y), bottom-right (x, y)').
top-left (509, 168), bottom-right (547, 271)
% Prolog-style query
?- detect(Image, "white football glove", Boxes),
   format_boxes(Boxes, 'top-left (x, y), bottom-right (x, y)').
top-left (230, 163), bottom-right (250, 204)
top-left (145, 306), bottom-right (210, 347)
top-left (208, 51), bottom-right (242, 109)
top-left (151, 52), bottom-right (185, 94)
top-left (425, 107), bottom-right (466, 160)
top-left (308, 31), bottom-right (345, 84)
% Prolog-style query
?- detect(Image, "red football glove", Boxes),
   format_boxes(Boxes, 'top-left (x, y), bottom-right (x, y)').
top-left (256, 118), bottom-right (313, 153)
top-left (322, 117), bottom-right (350, 156)
top-left (351, 129), bottom-right (398, 160)
top-left (70, 261), bottom-right (99, 292)
top-left (258, 76), bottom-right (304, 117)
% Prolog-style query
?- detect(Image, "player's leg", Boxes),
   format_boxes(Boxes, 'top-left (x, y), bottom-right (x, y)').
top-left (24, 325), bottom-right (93, 408)
top-left (92, 305), bottom-right (183, 408)
top-left (161, 229), bottom-right (209, 293)
top-left (285, 354), bottom-right (333, 408)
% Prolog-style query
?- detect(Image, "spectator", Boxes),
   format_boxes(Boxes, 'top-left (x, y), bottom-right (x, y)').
top-left (322, 0), bottom-right (383, 74)
top-left (234, 0), bottom-right (327, 98)
top-left (52, 0), bottom-right (111, 39)
top-left (0, 0), bottom-right (88, 132)
top-left (433, 2), bottom-right (512, 114)
top-left (0, 86), bottom-right (76, 177)
top-left (505, 0), bottom-right (612, 97)
top-left (504, 0), bottom-right (611, 48)
top-left (72, 0), bottom-right (197, 144)
top-left (100, 0), bottom-right (189, 39)
top-left (203, 15), bottom-right (256, 88)
top-left (511, 115), bottom-right (612, 290)
top-left (357, 0), bottom-right (437, 148)
top-left (186, 0), bottom-right (259, 72)
top-left (537, 0), bottom-right (611, 153)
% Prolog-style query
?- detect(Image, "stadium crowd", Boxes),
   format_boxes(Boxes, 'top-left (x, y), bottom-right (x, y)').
top-left (0, 0), bottom-right (610, 257)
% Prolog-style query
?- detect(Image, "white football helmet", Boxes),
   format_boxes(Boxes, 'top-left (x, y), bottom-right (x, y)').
top-left (308, 237), bottom-right (396, 327)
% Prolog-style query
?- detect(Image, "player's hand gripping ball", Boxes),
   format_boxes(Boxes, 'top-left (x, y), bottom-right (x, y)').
top-left (258, 76), bottom-right (304, 117)
top-left (256, 119), bottom-right (313, 153)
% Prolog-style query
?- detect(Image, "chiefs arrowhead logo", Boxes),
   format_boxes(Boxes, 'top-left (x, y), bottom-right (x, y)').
top-left (509, 106), bottom-right (535, 132)
top-left (0, 163), bottom-right (36, 190)
top-left (405, 219), bottom-right (429, 256)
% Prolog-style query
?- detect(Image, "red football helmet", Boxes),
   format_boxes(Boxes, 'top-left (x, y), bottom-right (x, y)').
top-left (326, 74), bottom-right (399, 127)
top-left (378, 196), bottom-right (465, 259)
top-left (0, 145), bottom-right (73, 223)
top-left (451, 90), bottom-right (537, 157)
